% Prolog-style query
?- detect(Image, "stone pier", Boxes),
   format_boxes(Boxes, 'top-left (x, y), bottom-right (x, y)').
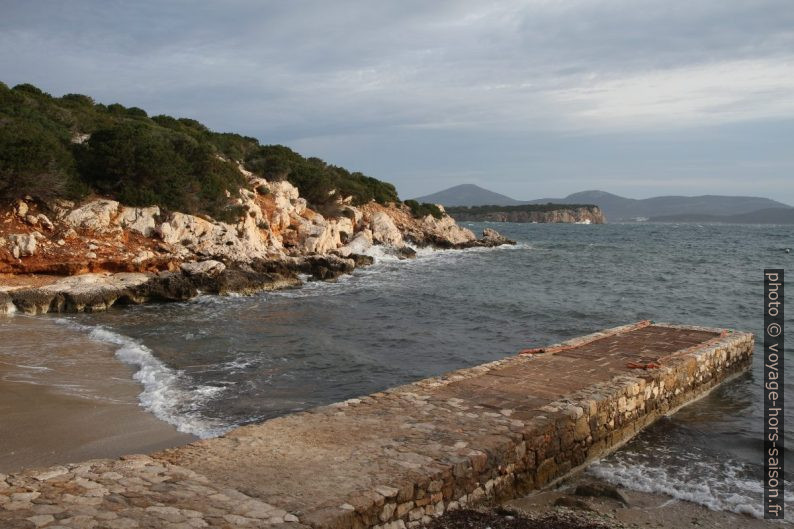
top-left (0, 321), bottom-right (754, 529)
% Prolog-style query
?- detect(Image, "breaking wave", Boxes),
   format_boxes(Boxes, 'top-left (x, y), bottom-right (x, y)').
top-left (588, 447), bottom-right (794, 520)
top-left (54, 319), bottom-right (230, 438)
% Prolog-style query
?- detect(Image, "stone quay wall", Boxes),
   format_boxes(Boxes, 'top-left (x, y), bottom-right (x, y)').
top-left (291, 323), bottom-right (754, 529)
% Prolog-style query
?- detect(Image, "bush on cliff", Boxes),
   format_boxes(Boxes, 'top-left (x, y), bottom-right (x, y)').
top-left (404, 199), bottom-right (444, 219)
top-left (0, 119), bottom-right (83, 200)
top-left (75, 122), bottom-right (245, 219)
top-left (0, 81), bottom-right (400, 217)
top-left (244, 145), bottom-right (398, 206)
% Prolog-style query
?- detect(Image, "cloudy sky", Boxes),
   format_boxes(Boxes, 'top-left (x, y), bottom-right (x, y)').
top-left (2, 0), bottom-right (793, 202)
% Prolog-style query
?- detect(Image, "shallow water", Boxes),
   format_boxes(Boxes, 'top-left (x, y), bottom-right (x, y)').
top-left (4, 222), bottom-right (793, 518)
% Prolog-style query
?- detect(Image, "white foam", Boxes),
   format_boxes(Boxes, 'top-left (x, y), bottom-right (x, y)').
top-left (54, 319), bottom-right (229, 439)
top-left (268, 242), bottom-right (533, 300)
top-left (588, 456), bottom-right (793, 520)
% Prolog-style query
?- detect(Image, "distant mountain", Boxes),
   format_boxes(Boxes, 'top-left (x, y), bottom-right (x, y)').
top-left (414, 185), bottom-right (791, 222)
top-left (412, 184), bottom-right (525, 207)
top-left (527, 190), bottom-right (791, 221)
top-left (651, 208), bottom-right (794, 224)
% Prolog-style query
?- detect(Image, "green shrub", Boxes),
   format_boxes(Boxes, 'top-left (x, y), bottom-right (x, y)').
top-left (0, 118), bottom-right (82, 200)
top-left (404, 199), bottom-right (443, 219)
top-left (59, 93), bottom-right (95, 107)
top-left (76, 121), bottom-right (245, 219)
top-left (13, 83), bottom-right (47, 97)
top-left (244, 145), bottom-right (398, 206)
top-left (125, 107), bottom-right (148, 118)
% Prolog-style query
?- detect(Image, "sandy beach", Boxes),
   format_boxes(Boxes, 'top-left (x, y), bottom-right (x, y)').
top-left (0, 315), bottom-right (194, 473)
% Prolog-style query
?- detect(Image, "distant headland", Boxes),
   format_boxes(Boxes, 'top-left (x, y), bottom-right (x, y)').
top-left (414, 184), bottom-right (792, 223)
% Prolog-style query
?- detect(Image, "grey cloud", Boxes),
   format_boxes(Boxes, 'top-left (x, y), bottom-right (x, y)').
top-left (1, 0), bottom-right (793, 202)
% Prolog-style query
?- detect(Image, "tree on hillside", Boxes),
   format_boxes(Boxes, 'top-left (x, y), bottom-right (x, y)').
top-left (0, 119), bottom-right (79, 200)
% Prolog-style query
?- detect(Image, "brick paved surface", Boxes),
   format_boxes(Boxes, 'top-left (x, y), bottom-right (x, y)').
top-left (0, 322), bottom-right (753, 529)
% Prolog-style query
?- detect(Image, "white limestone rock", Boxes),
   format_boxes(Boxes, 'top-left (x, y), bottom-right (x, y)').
top-left (370, 211), bottom-right (404, 247)
top-left (117, 206), bottom-right (160, 237)
top-left (180, 260), bottom-right (226, 277)
top-left (419, 214), bottom-right (476, 245)
top-left (15, 200), bottom-right (29, 218)
top-left (337, 229), bottom-right (373, 257)
top-left (296, 216), bottom-right (355, 254)
top-left (157, 211), bottom-right (273, 262)
top-left (64, 199), bottom-right (120, 232)
top-left (8, 233), bottom-right (41, 258)
top-left (132, 250), bottom-right (155, 265)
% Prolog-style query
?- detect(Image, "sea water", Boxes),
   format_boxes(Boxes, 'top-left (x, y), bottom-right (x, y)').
top-left (5, 222), bottom-right (793, 518)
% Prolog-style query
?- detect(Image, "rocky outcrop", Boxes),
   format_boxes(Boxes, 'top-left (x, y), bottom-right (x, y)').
top-left (0, 291), bottom-right (13, 315)
top-left (180, 260), bottom-right (226, 277)
top-left (361, 202), bottom-right (509, 250)
top-left (63, 199), bottom-right (120, 232)
top-left (336, 230), bottom-right (373, 257)
top-left (1, 167), bottom-right (514, 309)
top-left (369, 211), bottom-right (405, 247)
top-left (7, 233), bottom-right (42, 258)
top-left (474, 227), bottom-right (516, 247)
top-left (6, 272), bottom-right (197, 314)
top-left (1, 252), bottom-right (368, 314)
top-left (118, 206), bottom-right (160, 237)
top-left (158, 211), bottom-right (273, 262)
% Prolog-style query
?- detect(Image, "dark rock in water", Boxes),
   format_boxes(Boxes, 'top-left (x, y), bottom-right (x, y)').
top-left (137, 272), bottom-right (198, 302)
top-left (299, 255), bottom-right (356, 280)
top-left (8, 288), bottom-right (58, 314)
top-left (248, 258), bottom-right (300, 277)
top-left (574, 482), bottom-right (629, 505)
top-left (180, 260), bottom-right (227, 292)
top-left (7, 272), bottom-right (196, 314)
top-left (62, 287), bottom-right (127, 312)
top-left (0, 291), bottom-right (12, 314)
top-left (212, 268), bottom-right (263, 295)
top-left (212, 268), bottom-right (298, 295)
top-left (197, 260), bottom-right (301, 295)
top-left (330, 251), bottom-right (375, 267)
top-left (347, 253), bottom-right (375, 267)
top-left (478, 227), bottom-right (516, 247)
top-left (452, 227), bottom-right (515, 249)
top-left (395, 246), bottom-right (417, 259)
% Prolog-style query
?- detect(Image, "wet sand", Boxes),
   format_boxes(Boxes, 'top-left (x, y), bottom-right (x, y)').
top-left (0, 315), bottom-right (194, 473)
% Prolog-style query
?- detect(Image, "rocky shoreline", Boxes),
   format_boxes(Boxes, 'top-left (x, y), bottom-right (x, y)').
top-left (0, 164), bottom-right (514, 315)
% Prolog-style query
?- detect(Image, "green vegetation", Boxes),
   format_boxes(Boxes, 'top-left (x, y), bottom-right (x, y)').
top-left (404, 199), bottom-right (443, 219)
top-left (0, 81), bottom-right (399, 220)
top-left (445, 203), bottom-right (597, 215)
top-left (245, 145), bottom-right (398, 206)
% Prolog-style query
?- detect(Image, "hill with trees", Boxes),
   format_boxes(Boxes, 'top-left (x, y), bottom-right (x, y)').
top-left (0, 82), bottom-right (399, 221)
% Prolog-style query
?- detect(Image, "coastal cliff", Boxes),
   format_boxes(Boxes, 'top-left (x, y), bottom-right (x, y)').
top-left (0, 174), bottom-right (513, 314)
top-left (0, 81), bottom-right (514, 314)
top-left (446, 204), bottom-right (606, 224)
